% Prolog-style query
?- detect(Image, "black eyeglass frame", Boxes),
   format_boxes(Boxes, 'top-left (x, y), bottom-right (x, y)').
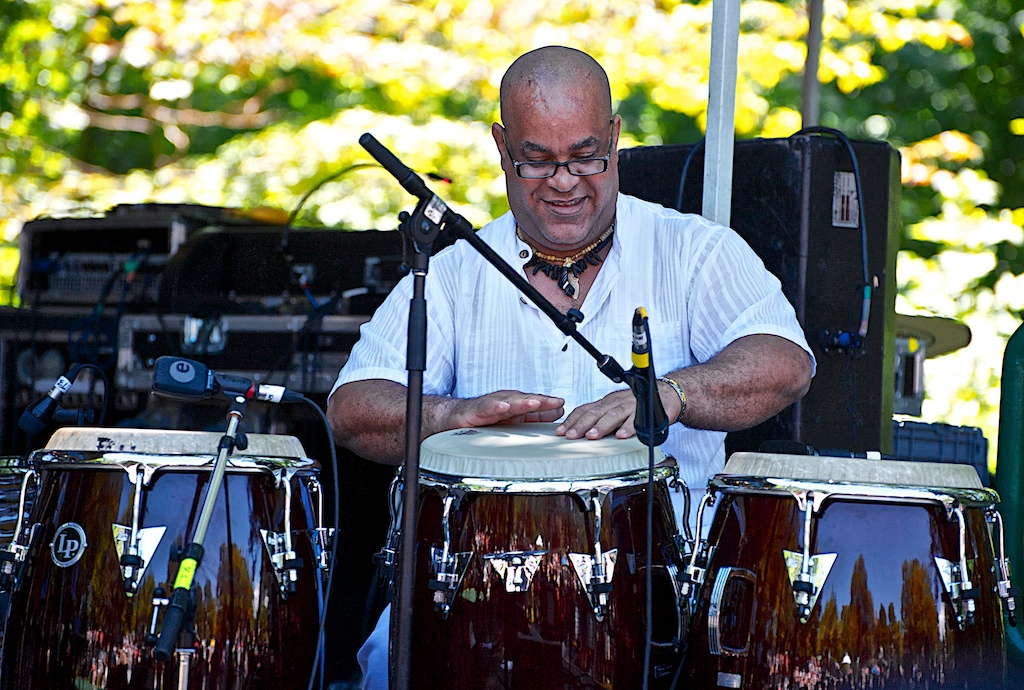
top-left (501, 128), bottom-right (615, 179)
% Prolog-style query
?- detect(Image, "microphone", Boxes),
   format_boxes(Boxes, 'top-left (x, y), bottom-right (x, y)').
top-left (631, 308), bottom-right (669, 446)
top-left (19, 365), bottom-right (84, 436)
top-left (152, 356), bottom-right (304, 404)
top-left (359, 133), bottom-right (434, 202)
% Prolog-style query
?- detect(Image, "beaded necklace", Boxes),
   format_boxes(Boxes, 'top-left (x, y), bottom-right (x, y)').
top-left (517, 221), bottom-right (615, 298)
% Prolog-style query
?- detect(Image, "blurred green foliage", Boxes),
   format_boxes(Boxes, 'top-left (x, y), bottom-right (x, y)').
top-left (1, 0), bottom-right (1022, 453)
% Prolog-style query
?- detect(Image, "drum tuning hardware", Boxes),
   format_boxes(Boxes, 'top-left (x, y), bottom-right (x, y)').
top-left (935, 505), bottom-right (980, 629)
top-left (261, 468), bottom-right (302, 596)
top-left (679, 492), bottom-right (716, 600)
top-left (146, 586), bottom-right (170, 645)
top-left (484, 550), bottom-right (546, 593)
top-left (429, 493), bottom-right (472, 617)
top-left (987, 508), bottom-right (1018, 626)
top-left (307, 476), bottom-right (334, 573)
top-left (373, 474), bottom-right (402, 580)
top-left (569, 492), bottom-right (617, 621)
top-left (782, 492), bottom-right (836, 623)
top-left (112, 466), bottom-right (166, 596)
top-left (313, 527), bottom-right (335, 573)
top-left (0, 469), bottom-right (40, 591)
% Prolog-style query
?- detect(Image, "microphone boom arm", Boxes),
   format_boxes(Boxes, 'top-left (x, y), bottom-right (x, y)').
top-left (359, 133), bottom-right (629, 385)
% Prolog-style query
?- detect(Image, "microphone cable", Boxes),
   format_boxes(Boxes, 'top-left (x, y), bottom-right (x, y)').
top-left (298, 395), bottom-right (340, 690)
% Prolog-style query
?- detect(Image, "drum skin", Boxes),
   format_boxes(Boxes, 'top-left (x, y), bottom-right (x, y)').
top-left (682, 493), bottom-right (1007, 689)
top-left (403, 473), bottom-right (686, 689)
top-left (0, 463), bottom-right (323, 690)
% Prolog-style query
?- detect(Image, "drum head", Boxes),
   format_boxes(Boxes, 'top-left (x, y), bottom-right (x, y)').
top-left (420, 423), bottom-right (665, 480)
top-left (724, 451), bottom-right (983, 489)
top-left (44, 427), bottom-right (308, 459)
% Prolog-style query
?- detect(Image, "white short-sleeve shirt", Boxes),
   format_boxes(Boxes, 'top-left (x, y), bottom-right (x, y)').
top-left (332, 193), bottom-right (814, 492)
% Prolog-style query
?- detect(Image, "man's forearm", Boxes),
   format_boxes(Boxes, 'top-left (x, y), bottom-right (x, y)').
top-left (327, 379), bottom-right (458, 465)
top-left (669, 334), bottom-right (812, 432)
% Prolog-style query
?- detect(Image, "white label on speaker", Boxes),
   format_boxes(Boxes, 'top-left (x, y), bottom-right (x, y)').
top-left (832, 171), bottom-right (859, 228)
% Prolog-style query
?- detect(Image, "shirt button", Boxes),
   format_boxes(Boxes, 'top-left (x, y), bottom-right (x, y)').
top-left (519, 250), bottom-right (529, 259)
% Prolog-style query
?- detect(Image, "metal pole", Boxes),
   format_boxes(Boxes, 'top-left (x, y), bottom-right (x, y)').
top-left (801, 0), bottom-right (824, 127)
top-left (703, 0), bottom-right (741, 227)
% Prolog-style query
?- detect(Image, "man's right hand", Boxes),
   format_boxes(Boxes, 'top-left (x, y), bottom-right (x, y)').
top-left (327, 379), bottom-right (564, 464)
top-left (439, 390), bottom-right (565, 430)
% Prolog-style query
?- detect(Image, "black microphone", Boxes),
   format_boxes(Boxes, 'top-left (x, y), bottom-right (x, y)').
top-left (19, 365), bottom-right (84, 436)
top-left (152, 356), bottom-right (304, 404)
top-left (359, 133), bottom-right (434, 202)
top-left (631, 308), bottom-right (669, 446)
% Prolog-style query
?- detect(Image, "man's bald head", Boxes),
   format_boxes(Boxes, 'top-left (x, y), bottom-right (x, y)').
top-left (499, 46), bottom-right (612, 125)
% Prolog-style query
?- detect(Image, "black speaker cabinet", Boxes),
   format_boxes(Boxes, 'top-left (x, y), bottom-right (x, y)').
top-left (619, 135), bottom-right (900, 455)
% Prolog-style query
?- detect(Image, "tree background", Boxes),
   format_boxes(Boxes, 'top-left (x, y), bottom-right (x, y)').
top-left (2, 0), bottom-right (1022, 465)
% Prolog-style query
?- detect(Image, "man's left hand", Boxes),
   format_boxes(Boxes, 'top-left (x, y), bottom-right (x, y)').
top-left (556, 388), bottom-right (639, 440)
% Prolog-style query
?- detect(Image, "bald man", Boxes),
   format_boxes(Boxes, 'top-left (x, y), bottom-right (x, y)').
top-left (328, 46), bottom-right (813, 687)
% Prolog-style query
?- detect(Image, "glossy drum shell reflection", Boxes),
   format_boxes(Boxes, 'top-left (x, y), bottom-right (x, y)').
top-left (0, 456), bottom-right (323, 690)
top-left (402, 468), bottom-right (687, 689)
top-left (682, 484), bottom-right (1007, 689)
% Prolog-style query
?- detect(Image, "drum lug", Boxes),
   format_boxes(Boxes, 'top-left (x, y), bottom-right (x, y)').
top-left (569, 491), bottom-right (616, 621)
top-left (146, 586), bottom-right (170, 645)
top-left (373, 474), bottom-right (403, 581)
top-left (312, 527), bottom-right (336, 573)
top-left (112, 524), bottom-right (166, 596)
top-left (0, 469), bottom-right (40, 591)
top-left (260, 468), bottom-right (303, 596)
top-left (679, 491), bottom-right (716, 603)
top-left (429, 547), bottom-right (473, 616)
top-left (429, 493), bottom-right (472, 617)
top-left (569, 550), bottom-right (618, 621)
top-left (782, 549), bottom-right (837, 623)
top-left (484, 550), bottom-right (546, 593)
top-left (261, 529), bottom-right (302, 596)
top-left (936, 505), bottom-right (980, 629)
top-left (934, 556), bottom-right (981, 629)
top-left (783, 492), bottom-right (836, 623)
top-left (306, 475), bottom-right (335, 573)
top-left (987, 507), bottom-right (1019, 626)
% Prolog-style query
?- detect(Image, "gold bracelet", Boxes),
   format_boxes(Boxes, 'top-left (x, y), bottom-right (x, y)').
top-left (657, 376), bottom-right (687, 424)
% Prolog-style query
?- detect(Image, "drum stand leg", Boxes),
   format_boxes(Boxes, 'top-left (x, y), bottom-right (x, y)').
top-left (176, 648), bottom-right (194, 690)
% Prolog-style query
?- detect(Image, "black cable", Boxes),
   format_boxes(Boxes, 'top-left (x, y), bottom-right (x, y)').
top-left (673, 138), bottom-right (706, 212)
top-left (791, 126), bottom-right (872, 339)
top-left (300, 394), bottom-right (339, 690)
top-left (280, 163), bottom-right (377, 259)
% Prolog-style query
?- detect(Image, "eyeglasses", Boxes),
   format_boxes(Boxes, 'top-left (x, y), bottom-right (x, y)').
top-left (502, 131), bottom-right (613, 179)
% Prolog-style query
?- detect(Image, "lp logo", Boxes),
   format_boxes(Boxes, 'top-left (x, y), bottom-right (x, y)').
top-left (50, 522), bottom-right (88, 567)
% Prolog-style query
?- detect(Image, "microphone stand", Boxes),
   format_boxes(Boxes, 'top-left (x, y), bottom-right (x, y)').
top-left (361, 133), bottom-right (657, 690)
top-left (153, 393), bottom-right (250, 664)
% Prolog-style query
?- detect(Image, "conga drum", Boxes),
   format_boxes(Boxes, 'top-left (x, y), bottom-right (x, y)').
top-left (681, 452), bottom-right (1010, 689)
top-left (0, 428), bottom-right (330, 690)
top-left (396, 424), bottom-right (688, 688)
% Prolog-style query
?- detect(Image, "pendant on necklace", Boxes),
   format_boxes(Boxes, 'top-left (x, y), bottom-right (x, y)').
top-left (560, 271), bottom-right (579, 298)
